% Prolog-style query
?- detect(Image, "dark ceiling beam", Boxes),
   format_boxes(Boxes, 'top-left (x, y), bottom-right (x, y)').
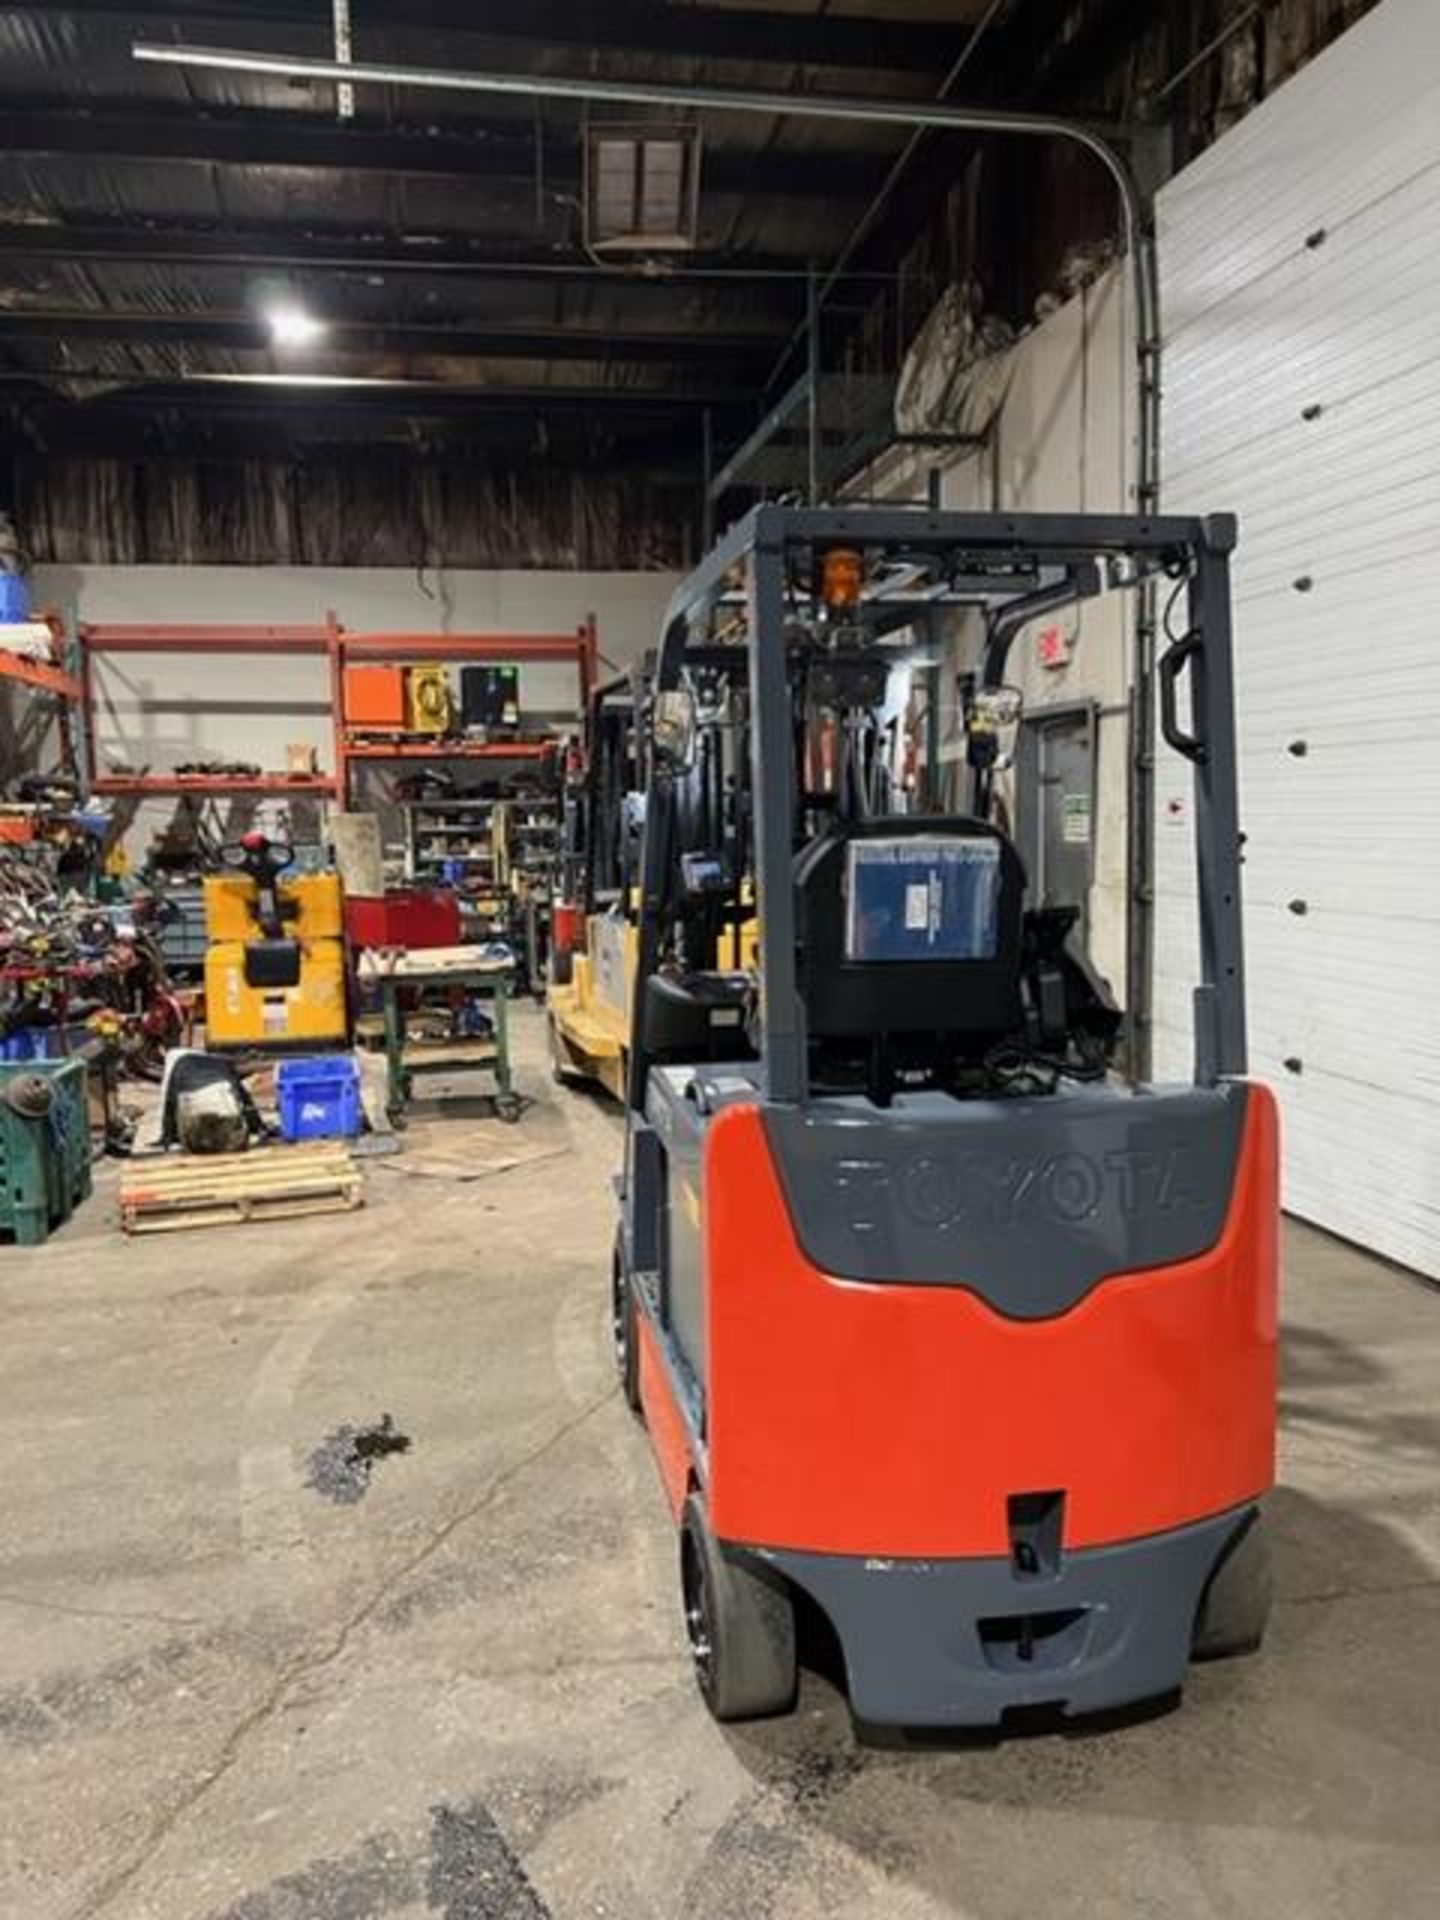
top-left (0, 375), bottom-right (748, 414)
top-left (0, 221), bottom-right (478, 277)
top-left (8, 0), bottom-right (963, 74)
top-left (5, 103), bottom-right (897, 198)
top-left (0, 220), bottom-right (814, 291)
top-left (0, 307), bottom-right (778, 363)
top-left (0, 401), bottom-right (730, 468)
top-left (3, 416), bottom-right (727, 474)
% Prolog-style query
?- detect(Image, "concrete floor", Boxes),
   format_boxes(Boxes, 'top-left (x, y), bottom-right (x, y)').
top-left (3, 1008), bottom-right (1439, 1920)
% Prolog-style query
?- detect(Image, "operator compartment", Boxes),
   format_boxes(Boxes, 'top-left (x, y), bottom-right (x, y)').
top-left (792, 812), bottom-right (1120, 1106)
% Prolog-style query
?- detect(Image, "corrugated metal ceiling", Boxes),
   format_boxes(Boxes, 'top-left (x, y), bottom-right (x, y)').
top-left (0, 0), bottom-right (1125, 467)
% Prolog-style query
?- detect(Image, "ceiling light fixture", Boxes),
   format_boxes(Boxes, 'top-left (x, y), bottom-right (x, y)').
top-left (203, 372), bottom-right (400, 388)
top-left (265, 303), bottom-right (326, 350)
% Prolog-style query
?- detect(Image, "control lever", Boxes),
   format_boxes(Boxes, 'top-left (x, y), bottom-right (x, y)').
top-left (223, 831), bottom-right (298, 938)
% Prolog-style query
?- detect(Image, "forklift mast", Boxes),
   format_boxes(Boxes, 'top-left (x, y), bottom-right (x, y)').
top-left (628, 506), bottom-right (1244, 1113)
top-left (567, 657), bottom-right (654, 921)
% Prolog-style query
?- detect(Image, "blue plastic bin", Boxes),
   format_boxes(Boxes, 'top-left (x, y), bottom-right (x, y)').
top-left (0, 573), bottom-right (30, 622)
top-left (2, 1027), bottom-right (91, 1061)
top-left (275, 1055), bottom-right (362, 1141)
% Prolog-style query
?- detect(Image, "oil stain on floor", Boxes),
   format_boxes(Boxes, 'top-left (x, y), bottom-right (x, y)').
top-left (305, 1415), bottom-right (413, 1506)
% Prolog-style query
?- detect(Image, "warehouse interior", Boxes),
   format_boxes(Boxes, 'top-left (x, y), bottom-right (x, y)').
top-left (3, 3), bottom-right (1439, 1917)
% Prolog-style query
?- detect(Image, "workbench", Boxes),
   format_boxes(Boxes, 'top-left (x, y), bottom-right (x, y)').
top-left (356, 945), bottom-right (519, 1126)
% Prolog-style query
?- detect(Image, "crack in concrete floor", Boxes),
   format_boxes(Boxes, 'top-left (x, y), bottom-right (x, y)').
top-left (70, 1387), bottom-right (618, 1920)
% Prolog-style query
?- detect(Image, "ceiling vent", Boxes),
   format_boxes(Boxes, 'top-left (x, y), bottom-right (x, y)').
top-left (583, 122), bottom-right (701, 252)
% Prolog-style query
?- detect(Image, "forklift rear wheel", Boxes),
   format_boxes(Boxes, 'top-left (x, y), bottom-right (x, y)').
top-left (611, 1231), bottom-right (642, 1413)
top-left (1193, 1513), bottom-right (1272, 1660)
top-left (681, 1494), bottom-right (798, 1722)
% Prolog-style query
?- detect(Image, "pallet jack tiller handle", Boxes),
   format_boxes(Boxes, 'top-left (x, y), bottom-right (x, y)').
top-left (222, 831), bottom-right (297, 939)
top-left (1159, 632), bottom-right (1209, 764)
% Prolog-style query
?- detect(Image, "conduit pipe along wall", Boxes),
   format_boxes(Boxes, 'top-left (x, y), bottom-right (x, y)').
top-left (131, 39), bottom-right (1167, 1074)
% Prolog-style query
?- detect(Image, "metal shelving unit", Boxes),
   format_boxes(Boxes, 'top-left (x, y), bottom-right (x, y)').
top-left (406, 795), bottom-right (503, 890)
top-left (80, 621), bottom-right (335, 797)
top-left (0, 645), bottom-right (82, 702)
top-left (89, 773), bottom-right (337, 797)
top-left (332, 621), bottom-right (597, 806)
top-left (346, 741), bottom-right (549, 763)
top-left (403, 788), bottom-right (563, 988)
top-left (78, 616), bottom-right (597, 803)
top-left (503, 793), bottom-right (564, 993)
top-left (1, 613), bottom-right (84, 782)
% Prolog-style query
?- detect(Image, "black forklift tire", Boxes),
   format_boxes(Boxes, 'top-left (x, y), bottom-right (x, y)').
top-left (611, 1229), bottom-right (642, 1413)
top-left (680, 1494), bottom-right (798, 1722)
top-left (551, 948), bottom-right (575, 988)
top-left (495, 1094), bottom-right (523, 1125)
top-left (1192, 1512), bottom-right (1273, 1660)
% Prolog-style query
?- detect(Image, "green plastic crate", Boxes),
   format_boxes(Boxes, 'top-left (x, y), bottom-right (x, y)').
top-left (0, 1058), bottom-right (94, 1246)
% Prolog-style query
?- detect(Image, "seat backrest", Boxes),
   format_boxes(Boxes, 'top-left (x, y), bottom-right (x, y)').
top-left (641, 970), bottom-right (753, 1062)
top-left (793, 816), bottom-right (1025, 1041)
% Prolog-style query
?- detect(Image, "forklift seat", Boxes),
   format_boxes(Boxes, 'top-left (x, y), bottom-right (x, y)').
top-left (794, 817), bottom-right (1026, 1041)
top-left (642, 970), bottom-right (753, 1063)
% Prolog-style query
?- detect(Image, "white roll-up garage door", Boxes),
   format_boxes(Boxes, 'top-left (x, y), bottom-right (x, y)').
top-left (1154, 0), bottom-right (1440, 1279)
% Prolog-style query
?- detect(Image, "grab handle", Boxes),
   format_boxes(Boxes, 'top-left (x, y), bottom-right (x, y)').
top-left (1159, 633), bottom-right (1208, 764)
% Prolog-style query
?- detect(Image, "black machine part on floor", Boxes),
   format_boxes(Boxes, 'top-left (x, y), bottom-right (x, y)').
top-left (158, 1050), bottom-right (265, 1151)
top-left (2, 1072), bottom-right (55, 1120)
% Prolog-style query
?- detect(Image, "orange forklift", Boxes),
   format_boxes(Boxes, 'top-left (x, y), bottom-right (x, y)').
top-left (612, 506), bottom-right (1278, 1728)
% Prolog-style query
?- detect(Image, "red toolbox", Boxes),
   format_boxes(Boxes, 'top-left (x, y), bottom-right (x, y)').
top-left (345, 890), bottom-right (460, 950)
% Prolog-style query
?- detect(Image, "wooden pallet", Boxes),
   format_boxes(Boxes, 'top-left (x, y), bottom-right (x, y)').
top-left (119, 1142), bottom-right (363, 1235)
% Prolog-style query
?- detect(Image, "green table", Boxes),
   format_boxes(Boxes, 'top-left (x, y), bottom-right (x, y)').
top-left (358, 947), bottom-right (519, 1126)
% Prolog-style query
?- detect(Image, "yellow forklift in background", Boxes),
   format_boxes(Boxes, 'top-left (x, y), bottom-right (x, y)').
top-left (548, 659), bottom-right (760, 1098)
top-left (547, 669), bottom-right (647, 1099)
top-left (204, 831), bottom-right (347, 1048)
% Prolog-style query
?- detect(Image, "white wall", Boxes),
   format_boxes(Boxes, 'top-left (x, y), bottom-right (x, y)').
top-left (853, 264), bottom-right (1137, 1000)
top-left (1154, 0), bottom-right (1440, 1277)
top-left (35, 564), bottom-right (675, 648)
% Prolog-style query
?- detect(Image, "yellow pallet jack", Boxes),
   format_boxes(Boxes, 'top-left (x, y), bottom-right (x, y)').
top-left (203, 832), bottom-right (347, 1049)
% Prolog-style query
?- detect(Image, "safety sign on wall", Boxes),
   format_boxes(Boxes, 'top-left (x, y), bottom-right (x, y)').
top-left (1062, 793), bottom-right (1092, 845)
